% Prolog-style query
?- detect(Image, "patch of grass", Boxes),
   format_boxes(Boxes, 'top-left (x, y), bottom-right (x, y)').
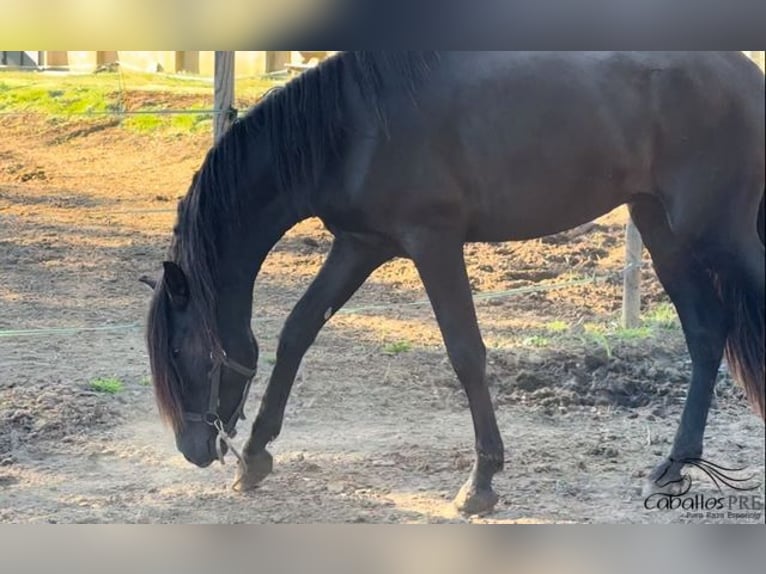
top-left (582, 329), bottom-right (612, 359)
top-left (168, 112), bottom-right (211, 133)
top-left (545, 320), bottom-right (569, 333)
top-left (138, 376), bottom-right (151, 387)
top-left (583, 322), bottom-right (651, 341)
top-left (0, 70), bottom-right (282, 135)
top-left (383, 340), bottom-right (412, 355)
top-left (522, 335), bottom-right (550, 348)
top-left (0, 78), bottom-right (115, 117)
top-left (122, 113), bottom-right (163, 132)
top-left (645, 302), bottom-right (679, 330)
top-left (263, 354), bottom-right (277, 366)
top-left (89, 377), bottom-right (124, 394)
top-left (121, 108), bottom-right (212, 134)
top-left (578, 320), bottom-right (653, 359)
top-left (613, 326), bottom-right (653, 341)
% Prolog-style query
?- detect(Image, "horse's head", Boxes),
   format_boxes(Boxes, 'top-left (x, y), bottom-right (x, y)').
top-left (140, 261), bottom-right (257, 467)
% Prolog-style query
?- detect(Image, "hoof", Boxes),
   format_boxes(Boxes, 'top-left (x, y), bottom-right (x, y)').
top-left (642, 475), bottom-right (690, 497)
top-left (641, 459), bottom-right (688, 497)
top-left (232, 449), bottom-right (273, 492)
top-left (453, 481), bottom-right (499, 516)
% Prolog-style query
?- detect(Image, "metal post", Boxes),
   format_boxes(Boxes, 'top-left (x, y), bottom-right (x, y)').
top-left (213, 51), bottom-right (235, 144)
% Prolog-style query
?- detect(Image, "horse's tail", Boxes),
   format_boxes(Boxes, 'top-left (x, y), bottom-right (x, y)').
top-left (711, 190), bottom-right (765, 420)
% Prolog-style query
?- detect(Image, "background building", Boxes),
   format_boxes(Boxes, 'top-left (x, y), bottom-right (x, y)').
top-left (1, 51), bottom-right (336, 76)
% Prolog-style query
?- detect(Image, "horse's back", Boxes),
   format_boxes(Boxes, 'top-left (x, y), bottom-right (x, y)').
top-left (329, 52), bottom-right (763, 242)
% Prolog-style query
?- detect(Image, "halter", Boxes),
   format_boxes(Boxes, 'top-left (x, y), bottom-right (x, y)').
top-left (182, 349), bottom-right (256, 469)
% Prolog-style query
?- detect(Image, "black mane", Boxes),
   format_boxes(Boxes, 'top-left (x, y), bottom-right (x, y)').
top-left (147, 51), bottom-right (440, 429)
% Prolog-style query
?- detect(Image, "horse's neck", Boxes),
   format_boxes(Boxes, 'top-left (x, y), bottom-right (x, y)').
top-left (216, 194), bottom-right (302, 324)
top-left (250, 195), bottom-right (304, 273)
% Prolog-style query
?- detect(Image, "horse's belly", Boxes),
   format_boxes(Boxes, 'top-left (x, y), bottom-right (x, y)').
top-left (465, 183), bottom-right (629, 243)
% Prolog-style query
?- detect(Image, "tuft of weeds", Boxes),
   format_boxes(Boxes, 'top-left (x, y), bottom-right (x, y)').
top-left (645, 302), bottom-right (679, 330)
top-left (522, 335), bottom-right (550, 348)
top-left (613, 326), bottom-right (653, 341)
top-left (545, 320), bottom-right (569, 334)
top-left (89, 377), bottom-right (124, 394)
top-left (383, 340), bottom-right (412, 355)
top-left (582, 329), bottom-right (612, 359)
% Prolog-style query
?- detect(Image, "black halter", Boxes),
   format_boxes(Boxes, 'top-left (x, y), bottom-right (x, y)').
top-left (183, 349), bottom-right (256, 437)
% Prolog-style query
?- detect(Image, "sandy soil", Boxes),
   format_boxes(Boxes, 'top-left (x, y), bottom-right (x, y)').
top-left (1, 114), bottom-right (763, 524)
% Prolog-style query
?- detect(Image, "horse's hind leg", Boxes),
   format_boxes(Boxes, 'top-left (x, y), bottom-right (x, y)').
top-left (628, 197), bottom-right (729, 495)
top-left (406, 233), bottom-right (504, 515)
top-left (233, 235), bottom-right (394, 491)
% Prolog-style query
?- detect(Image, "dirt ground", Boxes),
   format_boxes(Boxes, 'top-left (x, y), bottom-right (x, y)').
top-left (1, 112), bottom-right (764, 524)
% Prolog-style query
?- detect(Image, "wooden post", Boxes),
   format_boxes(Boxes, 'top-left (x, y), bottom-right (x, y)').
top-left (622, 219), bottom-right (643, 329)
top-left (213, 51), bottom-right (235, 143)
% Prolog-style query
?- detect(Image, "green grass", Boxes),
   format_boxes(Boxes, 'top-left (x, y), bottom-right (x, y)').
top-left (0, 70), bottom-right (283, 135)
top-left (579, 322), bottom-right (650, 357)
top-left (581, 326), bottom-right (613, 358)
top-left (89, 377), bottom-right (124, 394)
top-left (614, 326), bottom-right (653, 341)
top-left (383, 340), bottom-right (412, 355)
top-left (545, 320), bottom-right (569, 333)
top-left (0, 82), bottom-right (115, 116)
top-left (522, 335), bottom-right (550, 348)
top-left (0, 70), bottom-right (281, 98)
top-left (138, 376), bottom-right (151, 387)
top-left (645, 302), bottom-right (679, 329)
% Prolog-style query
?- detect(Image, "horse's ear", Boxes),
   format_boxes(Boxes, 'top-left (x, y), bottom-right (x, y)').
top-left (162, 262), bottom-right (189, 308)
top-left (138, 275), bottom-right (157, 290)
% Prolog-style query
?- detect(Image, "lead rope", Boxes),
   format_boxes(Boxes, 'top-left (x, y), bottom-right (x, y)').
top-left (213, 419), bottom-right (248, 477)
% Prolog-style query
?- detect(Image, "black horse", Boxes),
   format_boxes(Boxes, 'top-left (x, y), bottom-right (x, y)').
top-left (141, 52), bottom-right (764, 515)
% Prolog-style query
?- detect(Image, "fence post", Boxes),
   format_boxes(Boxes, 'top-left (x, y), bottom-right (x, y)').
top-left (622, 218), bottom-right (643, 329)
top-left (213, 51), bottom-right (235, 143)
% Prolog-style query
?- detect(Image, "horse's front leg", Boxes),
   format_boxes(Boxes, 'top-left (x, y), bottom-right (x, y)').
top-left (233, 235), bottom-right (393, 491)
top-left (407, 233), bottom-right (505, 515)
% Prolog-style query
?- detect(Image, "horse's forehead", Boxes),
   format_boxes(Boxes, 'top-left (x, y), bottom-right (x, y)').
top-left (167, 308), bottom-right (207, 347)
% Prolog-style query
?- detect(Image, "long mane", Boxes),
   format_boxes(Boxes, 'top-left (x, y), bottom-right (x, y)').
top-left (145, 51), bottom-right (440, 429)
